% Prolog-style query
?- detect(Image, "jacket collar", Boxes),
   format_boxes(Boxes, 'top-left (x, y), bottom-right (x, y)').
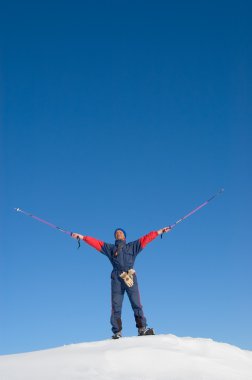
top-left (115, 239), bottom-right (126, 247)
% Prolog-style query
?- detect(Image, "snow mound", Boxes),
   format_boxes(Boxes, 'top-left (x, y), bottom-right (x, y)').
top-left (1, 334), bottom-right (252, 380)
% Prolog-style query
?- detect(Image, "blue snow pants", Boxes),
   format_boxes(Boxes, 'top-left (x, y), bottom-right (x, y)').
top-left (110, 272), bottom-right (147, 333)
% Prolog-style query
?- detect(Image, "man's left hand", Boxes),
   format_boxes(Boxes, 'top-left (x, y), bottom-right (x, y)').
top-left (157, 226), bottom-right (171, 235)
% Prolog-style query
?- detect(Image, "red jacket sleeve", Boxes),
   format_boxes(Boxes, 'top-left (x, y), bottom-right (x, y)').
top-left (83, 236), bottom-right (104, 252)
top-left (139, 231), bottom-right (159, 249)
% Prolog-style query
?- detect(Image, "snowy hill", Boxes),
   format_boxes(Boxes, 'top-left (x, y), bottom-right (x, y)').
top-left (1, 334), bottom-right (252, 380)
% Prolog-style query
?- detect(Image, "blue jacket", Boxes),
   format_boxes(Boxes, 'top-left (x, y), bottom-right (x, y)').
top-left (82, 231), bottom-right (158, 273)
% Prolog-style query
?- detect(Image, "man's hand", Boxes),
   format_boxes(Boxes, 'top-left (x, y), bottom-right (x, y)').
top-left (71, 233), bottom-right (84, 240)
top-left (157, 226), bottom-right (171, 235)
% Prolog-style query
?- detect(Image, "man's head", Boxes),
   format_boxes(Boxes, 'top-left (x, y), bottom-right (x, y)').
top-left (114, 228), bottom-right (127, 240)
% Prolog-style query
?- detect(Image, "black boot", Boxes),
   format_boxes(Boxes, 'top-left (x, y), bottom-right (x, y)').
top-left (138, 327), bottom-right (155, 336)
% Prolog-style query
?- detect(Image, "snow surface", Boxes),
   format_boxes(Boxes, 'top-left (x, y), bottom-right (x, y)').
top-left (1, 334), bottom-right (252, 380)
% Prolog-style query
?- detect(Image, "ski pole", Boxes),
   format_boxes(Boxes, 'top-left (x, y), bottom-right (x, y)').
top-left (14, 208), bottom-right (81, 248)
top-left (164, 188), bottom-right (224, 234)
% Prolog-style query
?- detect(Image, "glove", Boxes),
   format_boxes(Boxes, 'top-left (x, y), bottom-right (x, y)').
top-left (120, 269), bottom-right (136, 287)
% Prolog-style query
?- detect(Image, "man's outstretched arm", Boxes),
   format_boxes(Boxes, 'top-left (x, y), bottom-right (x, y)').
top-left (139, 227), bottom-right (171, 248)
top-left (72, 233), bottom-right (105, 252)
top-left (130, 226), bottom-right (171, 255)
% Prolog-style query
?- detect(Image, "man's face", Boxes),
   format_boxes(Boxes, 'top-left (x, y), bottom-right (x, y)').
top-left (115, 230), bottom-right (125, 240)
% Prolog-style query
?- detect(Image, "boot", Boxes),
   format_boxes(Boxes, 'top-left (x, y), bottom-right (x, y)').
top-left (112, 331), bottom-right (122, 339)
top-left (138, 327), bottom-right (155, 336)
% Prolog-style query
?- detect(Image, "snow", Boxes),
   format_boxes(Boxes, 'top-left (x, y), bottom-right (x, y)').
top-left (1, 334), bottom-right (252, 380)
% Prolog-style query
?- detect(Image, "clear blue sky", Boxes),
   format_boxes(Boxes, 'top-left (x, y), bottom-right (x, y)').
top-left (1, 0), bottom-right (251, 354)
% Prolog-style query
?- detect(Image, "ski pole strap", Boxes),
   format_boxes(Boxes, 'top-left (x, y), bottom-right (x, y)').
top-left (70, 232), bottom-right (81, 249)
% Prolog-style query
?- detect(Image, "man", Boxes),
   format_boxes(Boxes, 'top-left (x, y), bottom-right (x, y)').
top-left (72, 226), bottom-right (171, 339)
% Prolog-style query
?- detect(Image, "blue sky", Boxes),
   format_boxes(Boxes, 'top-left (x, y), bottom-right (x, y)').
top-left (1, 0), bottom-right (251, 354)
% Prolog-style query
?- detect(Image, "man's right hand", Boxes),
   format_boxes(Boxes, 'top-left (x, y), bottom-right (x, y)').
top-left (71, 233), bottom-right (84, 240)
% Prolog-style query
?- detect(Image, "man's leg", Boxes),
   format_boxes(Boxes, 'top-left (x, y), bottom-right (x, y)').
top-left (110, 276), bottom-right (125, 334)
top-left (126, 275), bottom-right (147, 329)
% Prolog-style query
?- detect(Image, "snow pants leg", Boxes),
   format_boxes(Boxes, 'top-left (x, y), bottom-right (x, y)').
top-left (110, 273), bottom-right (147, 334)
top-left (110, 275), bottom-right (124, 334)
top-left (126, 274), bottom-right (147, 329)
